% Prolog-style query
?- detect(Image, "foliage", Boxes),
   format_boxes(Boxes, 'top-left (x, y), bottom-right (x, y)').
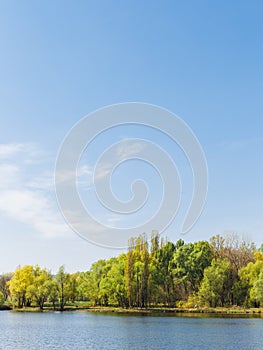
top-left (26, 267), bottom-right (53, 309)
top-left (239, 252), bottom-right (263, 307)
top-left (55, 265), bottom-right (72, 311)
top-left (198, 259), bottom-right (231, 307)
top-left (4, 233), bottom-right (263, 310)
top-left (0, 291), bottom-right (4, 306)
top-left (171, 241), bottom-right (213, 298)
top-left (0, 273), bottom-right (12, 301)
top-left (8, 265), bottom-right (35, 308)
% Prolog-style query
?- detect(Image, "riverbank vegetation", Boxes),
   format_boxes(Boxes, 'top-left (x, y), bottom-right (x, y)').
top-left (1, 233), bottom-right (263, 312)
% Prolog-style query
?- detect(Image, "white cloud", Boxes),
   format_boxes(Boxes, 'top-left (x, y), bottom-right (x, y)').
top-left (78, 165), bottom-right (93, 177)
top-left (116, 140), bottom-right (146, 160)
top-left (104, 214), bottom-right (122, 226)
top-left (0, 142), bottom-right (41, 161)
top-left (0, 189), bottom-right (67, 237)
top-left (77, 140), bottom-right (147, 186)
top-left (93, 162), bottom-right (113, 180)
top-left (77, 162), bottom-right (113, 189)
top-left (0, 143), bottom-right (26, 158)
top-left (220, 137), bottom-right (263, 151)
top-left (0, 163), bottom-right (20, 188)
top-left (27, 172), bottom-right (54, 190)
top-left (0, 143), bottom-right (70, 238)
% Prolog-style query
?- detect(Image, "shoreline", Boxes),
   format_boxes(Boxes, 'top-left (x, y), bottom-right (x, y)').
top-left (84, 306), bottom-right (263, 315)
top-left (2, 305), bottom-right (262, 316)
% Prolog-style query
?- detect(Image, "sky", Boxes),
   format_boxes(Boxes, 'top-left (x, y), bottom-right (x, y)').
top-left (0, 1), bottom-right (263, 273)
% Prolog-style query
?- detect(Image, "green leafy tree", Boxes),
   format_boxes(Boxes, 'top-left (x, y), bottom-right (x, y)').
top-left (210, 234), bottom-right (256, 304)
top-left (231, 278), bottom-right (250, 306)
top-left (85, 260), bottom-right (108, 305)
top-left (48, 279), bottom-right (59, 310)
top-left (198, 259), bottom-right (231, 307)
top-left (102, 254), bottom-right (128, 307)
top-left (252, 270), bottom-right (263, 305)
top-left (55, 266), bottom-right (72, 311)
top-left (68, 273), bottom-right (79, 303)
top-left (138, 235), bottom-right (150, 308)
top-left (97, 258), bottom-right (119, 306)
top-left (76, 271), bottom-right (91, 301)
top-left (125, 234), bottom-right (150, 308)
top-left (153, 241), bottom-right (176, 306)
top-left (171, 241), bottom-right (213, 298)
top-left (239, 252), bottom-right (263, 307)
top-left (126, 237), bottom-right (136, 308)
top-left (26, 267), bottom-right (53, 310)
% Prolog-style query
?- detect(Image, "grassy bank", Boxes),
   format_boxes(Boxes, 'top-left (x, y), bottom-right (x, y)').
top-left (6, 304), bottom-right (263, 315)
top-left (85, 306), bottom-right (263, 315)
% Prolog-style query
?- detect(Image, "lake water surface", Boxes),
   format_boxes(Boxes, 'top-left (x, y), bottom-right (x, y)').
top-left (0, 311), bottom-right (262, 350)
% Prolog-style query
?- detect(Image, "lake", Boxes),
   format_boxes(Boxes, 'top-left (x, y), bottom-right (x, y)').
top-left (0, 311), bottom-right (262, 350)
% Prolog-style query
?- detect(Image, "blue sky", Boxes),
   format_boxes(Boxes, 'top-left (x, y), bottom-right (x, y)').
top-left (0, 1), bottom-right (263, 272)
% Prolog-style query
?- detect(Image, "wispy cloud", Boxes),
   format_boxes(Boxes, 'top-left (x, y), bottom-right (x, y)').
top-left (0, 143), bottom-right (26, 158)
top-left (116, 140), bottom-right (146, 160)
top-left (0, 142), bottom-right (42, 162)
top-left (0, 143), bottom-right (70, 238)
top-left (220, 137), bottom-right (263, 151)
top-left (26, 172), bottom-right (54, 190)
top-left (0, 163), bottom-right (20, 188)
top-left (78, 140), bottom-right (147, 187)
top-left (104, 214), bottom-right (123, 226)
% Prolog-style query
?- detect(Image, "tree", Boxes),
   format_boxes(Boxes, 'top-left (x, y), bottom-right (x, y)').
top-left (76, 271), bottom-right (91, 301)
top-left (231, 279), bottom-right (250, 306)
top-left (125, 234), bottom-right (150, 308)
top-left (210, 234), bottom-right (255, 276)
top-left (68, 273), bottom-right (79, 303)
top-left (8, 265), bottom-right (54, 310)
top-left (55, 266), bottom-right (72, 311)
top-left (153, 241), bottom-right (176, 306)
top-left (8, 265), bottom-right (34, 308)
top-left (252, 270), bottom-right (263, 305)
top-left (126, 237), bottom-right (136, 308)
top-left (239, 253), bottom-right (263, 307)
top-left (26, 267), bottom-right (53, 310)
top-left (171, 241), bottom-right (213, 298)
top-left (0, 291), bottom-right (4, 307)
top-left (48, 279), bottom-right (59, 310)
top-left (210, 234), bottom-right (256, 304)
top-left (0, 273), bottom-right (12, 301)
top-left (89, 260), bottom-right (108, 305)
top-left (102, 254), bottom-right (128, 307)
top-left (198, 259), bottom-right (231, 307)
top-left (137, 234), bottom-right (150, 308)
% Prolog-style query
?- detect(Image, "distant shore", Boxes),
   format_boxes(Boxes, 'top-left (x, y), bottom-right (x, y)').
top-left (82, 306), bottom-right (263, 315)
top-left (2, 305), bottom-right (262, 315)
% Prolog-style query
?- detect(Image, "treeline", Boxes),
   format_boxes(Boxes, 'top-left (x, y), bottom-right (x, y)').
top-left (0, 266), bottom-right (78, 311)
top-left (1, 233), bottom-right (263, 310)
